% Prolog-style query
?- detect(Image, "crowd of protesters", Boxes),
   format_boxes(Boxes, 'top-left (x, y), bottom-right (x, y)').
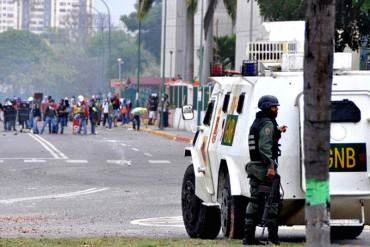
top-left (0, 93), bottom-right (170, 135)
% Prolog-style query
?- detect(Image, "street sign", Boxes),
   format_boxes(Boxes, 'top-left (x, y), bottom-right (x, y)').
top-left (110, 79), bottom-right (123, 88)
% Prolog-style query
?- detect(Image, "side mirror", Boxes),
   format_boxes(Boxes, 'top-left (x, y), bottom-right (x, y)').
top-left (182, 104), bottom-right (194, 120)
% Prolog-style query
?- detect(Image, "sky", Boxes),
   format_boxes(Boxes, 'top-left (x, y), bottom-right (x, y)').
top-left (95, 0), bottom-right (136, 25)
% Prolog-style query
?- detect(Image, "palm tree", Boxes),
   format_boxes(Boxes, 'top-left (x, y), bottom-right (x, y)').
top-left (303, 0), bottom-right (335, 245)
top-left (184, 0), bottom-right (198, 83)
top-left (136, 0), bottom-right (155, 106)
top-left (202, 0), bottom-right (237, 81)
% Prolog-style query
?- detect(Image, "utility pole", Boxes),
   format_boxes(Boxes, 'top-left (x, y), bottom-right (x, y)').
top-left (136, 19), bottom-right (142, 107)
top-left (160, 0), bottom-right (167, 130)
top-left (304, 0), bottom-right (335, 246)
top-left (197, 0), bottom-right (205, 126)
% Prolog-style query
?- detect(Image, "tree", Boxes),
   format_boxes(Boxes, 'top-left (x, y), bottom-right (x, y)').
top-left (303, 0), bottom-right (335, 246)
top-left (203, 0), bottom-right (237, 81)
top-left (214, 33), bottom-right (236, 69)
top-left (184, 0), bottom-right (198, 82)
top-left (121, 0), bottom-right (161, 61)
top-left (257, 0), bottom-right (370, 51)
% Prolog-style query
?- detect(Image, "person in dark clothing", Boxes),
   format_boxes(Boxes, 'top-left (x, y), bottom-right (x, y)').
top-left (57, 99), bottom-right (67, 134)
top-left (32, 101), bottom-right (42, 134)
top-left (40, 100), bottom-right (57, 134)
top-left (243, 95), bottom-right (287, 246)
top-left (89, 99), bottom-right (99, 135)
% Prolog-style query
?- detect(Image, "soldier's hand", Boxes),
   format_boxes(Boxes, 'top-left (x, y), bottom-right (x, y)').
top-left (266, 168), bottom-right (276, 178)
top-left (279, 125), bottom-right (288, 133)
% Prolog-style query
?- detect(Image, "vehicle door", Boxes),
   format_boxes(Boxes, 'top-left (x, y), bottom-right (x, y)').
top-left (194, 93), bottom-right (221, 195)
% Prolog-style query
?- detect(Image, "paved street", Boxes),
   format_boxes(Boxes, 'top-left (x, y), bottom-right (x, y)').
top-left (0, 123), bottom-right (369, 245)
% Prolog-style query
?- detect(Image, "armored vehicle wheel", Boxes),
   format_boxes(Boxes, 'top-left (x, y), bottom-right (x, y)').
top-left (181, 164), bottom-right (221, 239)
top-left (331, 225), bottom-right (364, 239)
top-left (220, 175), bottom-right (247, 239)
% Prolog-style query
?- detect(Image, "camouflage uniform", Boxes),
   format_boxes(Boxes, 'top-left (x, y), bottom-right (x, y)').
top-left (244, 111), bottom-right (281, 244)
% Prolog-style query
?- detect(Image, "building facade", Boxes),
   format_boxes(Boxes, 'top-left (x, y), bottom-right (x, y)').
top-left (160, 0), bottom-right (233, 81)
top-left (0, 0), bottom-right (93, 34)
top-left (0, 0), bottom-right (22, 32)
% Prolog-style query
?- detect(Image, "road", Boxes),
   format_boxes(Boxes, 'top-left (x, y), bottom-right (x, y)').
top-left (0, 123), bottom-right (369, 245)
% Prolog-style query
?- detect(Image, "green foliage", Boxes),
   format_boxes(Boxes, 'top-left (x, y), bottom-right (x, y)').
top-left (121, 1), bottom-right (162, 61)
top-left (257, 0), bottom-right (305, 21)
top-left (0, 29), bottom-right (159, 98)
top-left (257, 0), bottom-right (370, 51)
top-left (186, 0), bottom-right (198, 17)
top-left (87, 30), bottom-right (159, 80)
top-left (214, 33), bottom-right (236, 69)
top-left (336, 0), bottom-right (370, 51)
top-left (137, 0), bottom-right (156, 21)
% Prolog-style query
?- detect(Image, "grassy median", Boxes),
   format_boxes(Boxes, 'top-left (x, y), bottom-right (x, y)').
top-left (0, 237), bottom-right (305, 247)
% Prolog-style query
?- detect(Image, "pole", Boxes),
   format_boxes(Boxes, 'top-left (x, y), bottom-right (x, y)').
top-left (118, 58), bottom-right (122, 81)
top-left (160, 0), bottom-right (167, 130)
top-left (197, 0), bottom-right (205, 126)
top-left (136, 19), bottom-right (142, 107)
top-left (249, 0), bottom-right (253, 42)
top-left (169, 51), bottom-right (173, 80)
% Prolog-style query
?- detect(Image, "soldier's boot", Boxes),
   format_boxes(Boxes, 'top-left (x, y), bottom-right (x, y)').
top-left (242, 225), bottom-right (265, 245)
top-left (268, 226), bottom-right (280, 245)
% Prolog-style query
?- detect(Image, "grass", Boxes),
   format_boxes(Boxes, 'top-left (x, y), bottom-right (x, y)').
top-left (0, 237), bottom-right (305, 247)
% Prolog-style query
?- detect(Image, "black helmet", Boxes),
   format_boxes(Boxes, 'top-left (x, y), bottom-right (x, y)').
top-left (258, 95), bottom-right (280, 110)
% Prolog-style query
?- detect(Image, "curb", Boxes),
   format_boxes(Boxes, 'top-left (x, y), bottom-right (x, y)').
top-left (123, 125), bottom-right (192, 144)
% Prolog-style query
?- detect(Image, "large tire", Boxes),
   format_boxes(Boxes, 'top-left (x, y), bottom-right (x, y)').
top-left (220, 174), bottom-right (247, 239)
top-left (331, 225), bottom-right (364, 239)
top-left (181, 164), bottom-right (221, 239)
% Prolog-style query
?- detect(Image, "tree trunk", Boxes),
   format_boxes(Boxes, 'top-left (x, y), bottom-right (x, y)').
top-left (184, 15), bottom-right (195, 82)
top-left (304, 0), bottom-right (336, 246)
top-left (202, 7), bottom-right (213, 85)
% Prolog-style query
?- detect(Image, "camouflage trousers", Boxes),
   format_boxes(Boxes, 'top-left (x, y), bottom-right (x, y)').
top-left (245, 176), bottom-right (280, 227)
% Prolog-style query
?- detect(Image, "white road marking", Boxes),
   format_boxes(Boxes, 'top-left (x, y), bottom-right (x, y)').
top-left (131, 216), bottom-right (184, 228)
top-left (24, 159), bottom-right (46, 163)
top-left (107, 160), bottom-right (132, 166)
top-left (0, 160), bottom-right (3, 163)
top-left (28, 133), bottom-right (59, 159)
top-left (144, 153), bottom-right (152, 157)
top-left (0, 188), bottom-right (108, 204)
top-left (66, 160), bottom-right (88, 164)
top-left (0, 158), bottom-right (59, 160)
top-left (148, 160), bottom-right (171, 164)
top-left (106, 140), bottom-right (119, 143)
top-left (131, 148), bottom-right (139, 152)
top-left (32, 134), bottom-right (68, 159)
top-left (120, 143), bottom-right (127, 147)
top-left (131, 216), bottom-right (307, 230)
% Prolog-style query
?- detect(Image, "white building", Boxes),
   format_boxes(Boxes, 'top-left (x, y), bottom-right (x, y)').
top-left (161, 0), bottom-right (233, 81)
top-left (0, 0), bottom-right (22, 32)
top-left (0, 0), bottom-right (93, 34)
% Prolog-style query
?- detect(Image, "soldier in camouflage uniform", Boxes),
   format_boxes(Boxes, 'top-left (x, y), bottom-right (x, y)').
top-left (243, 95), bottom-right (287, 245)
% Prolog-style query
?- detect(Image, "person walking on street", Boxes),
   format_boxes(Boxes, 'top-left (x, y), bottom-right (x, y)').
top-left (243, 95), bottom-right (287, 246)
top-left (102, 98), bottom-right (113, 129)
top-left (57, 98), bottom-right (67, 134)
top-left (112, 95), bottom-right (120, 127)
top-left (31, 99), bottom-right (41, 134)
top-left (147, 94), bottom-right (158, 125)
top-left (40, 99), bottom-right (57, 135)
top-left (89, 99), bottom-right (99, 135)
top-left (76, 95), bottom-right (88, 135)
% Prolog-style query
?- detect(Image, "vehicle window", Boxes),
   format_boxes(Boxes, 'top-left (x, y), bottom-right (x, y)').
top-left (203, 100), bottom-right (215, 126)
top-left (222, 92), bottom-right (231, 113)
top-left (237, 93), bottom-right (246, 114)
top-left (331, 99), bottom-right (361, 123)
